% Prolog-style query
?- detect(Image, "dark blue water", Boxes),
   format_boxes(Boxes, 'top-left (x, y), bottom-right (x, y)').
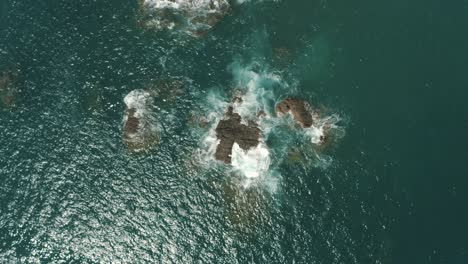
top-left (1, 0), bottom-right (467, 263)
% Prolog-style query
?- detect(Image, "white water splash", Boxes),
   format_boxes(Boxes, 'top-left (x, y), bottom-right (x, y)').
top-left (229, 62), bottom-right (283, 122)
top-left (140, 0), bottom-right (230, 34)
top-left (144, 0), bottom-right (229, 11)
top-left (197, 64), bottom-right (282, 184)
top-left (198, 61), bottom-right (345, 190)
top-left (231, 142), bottom-right (270, 179)
top-left (304, 113), bottom-right (343, 144)
top-left (123, 90), bottom-right (160, 151)
top-left (124, 90), bottom-right (153, 117)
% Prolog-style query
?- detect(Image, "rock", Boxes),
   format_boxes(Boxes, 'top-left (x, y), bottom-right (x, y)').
top-left (123, 90), bottom-right (160, 151)
top-left (215, 108), bottom-right (260, 164)
top-left (257, 110), bottom-right (266, 118)
top-left (276, 98), bottom-right (313, 128)
top-left (124, 108), bottom-right (140, 134)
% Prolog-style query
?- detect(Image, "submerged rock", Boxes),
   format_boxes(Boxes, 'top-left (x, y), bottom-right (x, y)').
top-left (273, 47), bottom-right (294, 68)
top-left (276, 98), bottom-right (314, 128)
top-left (123, 90), bottom-right (160, 151)
top-left (0, 69), bottom-right (17, 108)
top-left (138, 0), bottom-right (230, 36)
top-left (215, 107), bottom-right (260, 164)
top-left (148, 79), bottom-right (185, 103)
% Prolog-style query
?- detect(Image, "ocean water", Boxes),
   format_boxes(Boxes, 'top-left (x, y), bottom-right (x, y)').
top-left (1, 0), bottom-right (468, 263)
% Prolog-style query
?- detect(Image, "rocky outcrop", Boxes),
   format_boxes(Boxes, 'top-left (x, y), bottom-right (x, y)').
top-left (276, 98), bottom-right (313, 128)
top-left (123, 90), bottom-right (159, 151)
top-left (215, 107), bottom-right (260, 164)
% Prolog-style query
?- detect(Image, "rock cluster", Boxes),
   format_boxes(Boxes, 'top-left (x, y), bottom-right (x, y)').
top-left (276, 98), bottom-right (313, 128)
top-left (277, 97), bottom-right (335, 145)
top-left (214, 107), bottom-right (260, 164)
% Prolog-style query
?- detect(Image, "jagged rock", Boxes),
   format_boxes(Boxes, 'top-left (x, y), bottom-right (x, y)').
top-left (276, 98), bottom-right (313, 128)
top-left (138, 0), bottom-right (230, 36)
top-left (123, 90), bottom-right (160, 151)
top-left (215, 107), bottom-right (260, 164)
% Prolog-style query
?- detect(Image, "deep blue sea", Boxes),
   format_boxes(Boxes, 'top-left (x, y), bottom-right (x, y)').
top-left (1, 0), bottom-right (468, 263)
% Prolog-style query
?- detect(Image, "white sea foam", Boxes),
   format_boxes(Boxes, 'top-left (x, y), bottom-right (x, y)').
top-left (198, 61), bottom-right (344, 190)
top-left (199, 122), bottom-right (220, 162)
top-left (229, 62), bottom-right (283, 122)
top-left (305, 125), bottom-right (325, 144)
top-left (140, 0), bottom-right (230, 33)
top-left (123, 90), bottom-right (160, 150)
top-left (195, 90), bottom-right (226, 164)
top-left (198, 64), bottom-right (282, 183)
top-left (227, 64), bottom-right (281, 182)
top-left (123, 90), bottom-right (153, 117)
top-left (231, 142), bottom-right (270, 179)
top-left (304, 113), bottom-right (343, 144)
top-left (143, 0), bottom-right (228, 11)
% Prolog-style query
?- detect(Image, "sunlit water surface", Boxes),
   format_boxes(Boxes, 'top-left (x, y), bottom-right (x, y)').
top-left (1, 0), bottom-right (468, 263)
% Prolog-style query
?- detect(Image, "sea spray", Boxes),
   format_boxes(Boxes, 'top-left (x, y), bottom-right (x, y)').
top-left (123, 90), bottom-right (160, 151)
top-left (143, 0), bottom-right (228, 10)
top-left (123, 90), bottom-right (153, 117)
top-left (304, 113), bottom-right (344, 144)
top-left (231, 142), bottom-right (270, 178)
top-left (199, 90), bottom-right (228, 159)
top-left (197, 60), bottom-right (345, 189)
top-left (196, 63), bottom-right (285, 188)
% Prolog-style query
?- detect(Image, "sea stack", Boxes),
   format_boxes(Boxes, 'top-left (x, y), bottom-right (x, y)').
top-left (123, 90), bottom-right (160, 151)
top-left (214, 107), bottom-right (260, 164)
top-left (276, 98), bottom-right (314, 128)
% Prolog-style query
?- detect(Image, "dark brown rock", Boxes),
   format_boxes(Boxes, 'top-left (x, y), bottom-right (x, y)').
top-left (215, 112), bottom-right (260, 164)
top-left (276, 98), bottom-right (313, 128)
top-left (124, 108), bottom-right (140, 135)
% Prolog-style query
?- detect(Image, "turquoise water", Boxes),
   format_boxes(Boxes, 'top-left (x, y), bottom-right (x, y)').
top-left (1, 0), bottom-right (468, 263)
